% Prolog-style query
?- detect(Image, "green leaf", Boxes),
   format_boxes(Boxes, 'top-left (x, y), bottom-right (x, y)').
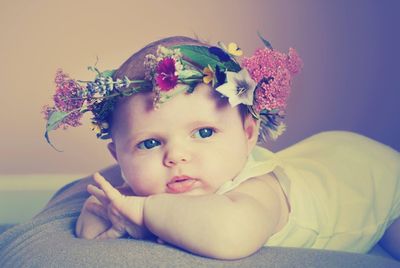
top-left (44, 110), bottom-right (68, 152)
top-left (174, 45), bottom-right (241, 72)
top-left (87, 66), bottom-right (101, 76)
top-left (178, 69), bottom-right (203, 80)
top-left (44, 131), bottom-right (63, 152)
top-left (99, 69), bottom-right (116, 78)
top-left (46, 110), bottom-right (68, 132)
top-left (175, 45), bottom-right (221, 68)
top-left (257, 31), bottom-right (273, 50)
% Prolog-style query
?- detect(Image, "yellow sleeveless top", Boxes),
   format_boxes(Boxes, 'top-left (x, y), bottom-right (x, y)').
top-left (216, 131), bottom-right (400, 253)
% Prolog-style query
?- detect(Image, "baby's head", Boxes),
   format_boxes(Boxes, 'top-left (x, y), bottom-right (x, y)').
top-left (106, 36), bottom-right (258, 195)
top-left (43, 35), bottom-right (302, 195)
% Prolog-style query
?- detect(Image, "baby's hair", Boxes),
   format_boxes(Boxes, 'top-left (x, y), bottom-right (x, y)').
top-left (114, 36), bottom-right (208, 80)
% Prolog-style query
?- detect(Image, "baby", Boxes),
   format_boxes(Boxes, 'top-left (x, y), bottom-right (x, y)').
top-left (44, 36), bottom-right (400, 260)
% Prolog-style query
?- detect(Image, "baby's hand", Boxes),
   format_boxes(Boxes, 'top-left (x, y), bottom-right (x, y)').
top-left (75, 194), bottom-right (111, 239)
top-left (86, 172), bottom-right (148, 239)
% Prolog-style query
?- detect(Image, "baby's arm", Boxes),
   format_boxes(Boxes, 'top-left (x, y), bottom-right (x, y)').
top-left (144, 179), bottom-right (281, 259)
top-left (90, 173), bottom-right (282, 259)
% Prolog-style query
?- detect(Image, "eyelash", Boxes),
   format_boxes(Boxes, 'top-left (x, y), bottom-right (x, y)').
top-left (137, 139), bottom-right (161, 150)
top-left (136, 127), bottom-right (217, 150)
top-left (192, 127), bottom-right (216, 139)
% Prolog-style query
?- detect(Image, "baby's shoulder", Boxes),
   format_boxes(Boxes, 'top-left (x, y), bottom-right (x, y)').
top-left (229, 172), bottom-right (287, 214)
top-left (233, 172), bottom-right (290, 232)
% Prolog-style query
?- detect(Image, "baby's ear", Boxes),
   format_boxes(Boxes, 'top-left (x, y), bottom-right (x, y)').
top-left (107, 142), bottom-right (118, 161)
top-left (243, 114), bottom-right (260, 154)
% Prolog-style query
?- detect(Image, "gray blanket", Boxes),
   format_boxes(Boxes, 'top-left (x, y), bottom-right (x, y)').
top-left (0, 172), bottom-right (398, 267)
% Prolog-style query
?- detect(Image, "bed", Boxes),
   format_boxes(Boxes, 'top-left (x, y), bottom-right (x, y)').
top-left (0, 168), bottom-right (398, 267)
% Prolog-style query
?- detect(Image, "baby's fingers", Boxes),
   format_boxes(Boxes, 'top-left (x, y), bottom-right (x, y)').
top-left (87, 184), bottom-right (109, 206)
top-left (95, 227), bottom-right (125, 240)
top-left (85, 201), bottom-right (109, 220)
top-left (93, 172), bottom-right (121, 201)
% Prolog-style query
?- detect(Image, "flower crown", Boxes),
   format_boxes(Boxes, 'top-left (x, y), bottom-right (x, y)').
top-left (43, 35), bottom-right (302, 150)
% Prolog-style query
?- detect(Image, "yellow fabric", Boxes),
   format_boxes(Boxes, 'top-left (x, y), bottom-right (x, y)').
top-left (216, 131), bottom-right (400, 253)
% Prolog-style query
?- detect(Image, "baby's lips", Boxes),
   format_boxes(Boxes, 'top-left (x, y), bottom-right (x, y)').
top-left (166, 176), bottom-right (198, 194)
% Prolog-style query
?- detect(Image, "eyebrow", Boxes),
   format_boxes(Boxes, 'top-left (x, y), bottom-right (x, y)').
top-left (124, 131), bottom-right (160, 147)
top-left (186, 119), bottom-right (220, 129)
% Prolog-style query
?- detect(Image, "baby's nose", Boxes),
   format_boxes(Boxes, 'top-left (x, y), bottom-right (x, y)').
top-left (163, 145), bottom-right (191, 167)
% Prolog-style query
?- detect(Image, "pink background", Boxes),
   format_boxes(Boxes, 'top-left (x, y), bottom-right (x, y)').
top-left (0, 0), bottom-right (399, 174)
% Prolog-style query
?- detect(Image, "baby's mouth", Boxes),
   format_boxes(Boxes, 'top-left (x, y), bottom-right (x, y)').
top-left (167, 176), bottom-right (198, 194)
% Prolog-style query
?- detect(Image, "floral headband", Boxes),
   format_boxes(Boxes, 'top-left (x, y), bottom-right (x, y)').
top-left (43, 35), bottom-right (302, 150)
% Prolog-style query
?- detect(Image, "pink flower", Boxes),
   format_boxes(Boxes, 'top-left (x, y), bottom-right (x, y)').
top-left (53, 69), bottom-right (84, 111)
top-left (44, 69), bottom-right (85, 129)
top-left (241, 47), bottom-right (302, 114)
top-left (155, 57), bottom-right (178, 91)
top-left (287, 48), bottom-right (302, 75)
top-left (42, 105), bottom-right (54, 121)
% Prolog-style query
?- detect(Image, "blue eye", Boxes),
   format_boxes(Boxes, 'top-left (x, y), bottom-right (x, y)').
top-left (193, 128), bottom-right (215, 139)
top-left (137, 139), bottom-right (161, 150)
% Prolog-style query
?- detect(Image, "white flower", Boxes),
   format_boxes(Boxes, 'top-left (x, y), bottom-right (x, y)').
top-left (157, 46), bottom-right (182, 59)
top-left (215, 69), bottom-right (257, 107)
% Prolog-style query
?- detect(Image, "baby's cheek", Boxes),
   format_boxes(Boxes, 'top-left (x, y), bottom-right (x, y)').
top-left (126, 165), bottom-right (165, 196)
top-left (211, 154), bottom-right (246, 182)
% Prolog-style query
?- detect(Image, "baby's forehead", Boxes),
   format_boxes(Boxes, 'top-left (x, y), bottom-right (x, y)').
top-left (119, 84), bottom-right (226, 112)
top-left (112, 84), bottom-right (233, 128)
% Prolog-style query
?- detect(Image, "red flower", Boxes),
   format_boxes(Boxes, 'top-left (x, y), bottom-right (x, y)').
top-left (155, 57), bottom-right (178, 91)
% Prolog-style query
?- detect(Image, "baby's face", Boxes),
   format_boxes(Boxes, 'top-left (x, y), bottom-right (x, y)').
top-left (108, 83), bottom-right (258, 196)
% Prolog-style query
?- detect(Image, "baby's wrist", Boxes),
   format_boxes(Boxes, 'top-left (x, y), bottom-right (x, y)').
top-left (141, 195), bottom-right (151, 228)
top-left (123, 195), bottom-right (148, 228)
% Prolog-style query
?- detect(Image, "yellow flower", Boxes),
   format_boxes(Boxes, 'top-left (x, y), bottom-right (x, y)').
top-left (91, 122), bottom-right (108, 134)
top-left (203, 65), bottom-right (214, 84)
top-left (227, 43), bottom-right (243, 57)
top-left (91, 122), bottom-right (101, 134)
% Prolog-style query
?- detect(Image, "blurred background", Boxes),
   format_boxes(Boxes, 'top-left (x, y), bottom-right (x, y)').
top-left (1, 0), bottom-right (399, 175)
